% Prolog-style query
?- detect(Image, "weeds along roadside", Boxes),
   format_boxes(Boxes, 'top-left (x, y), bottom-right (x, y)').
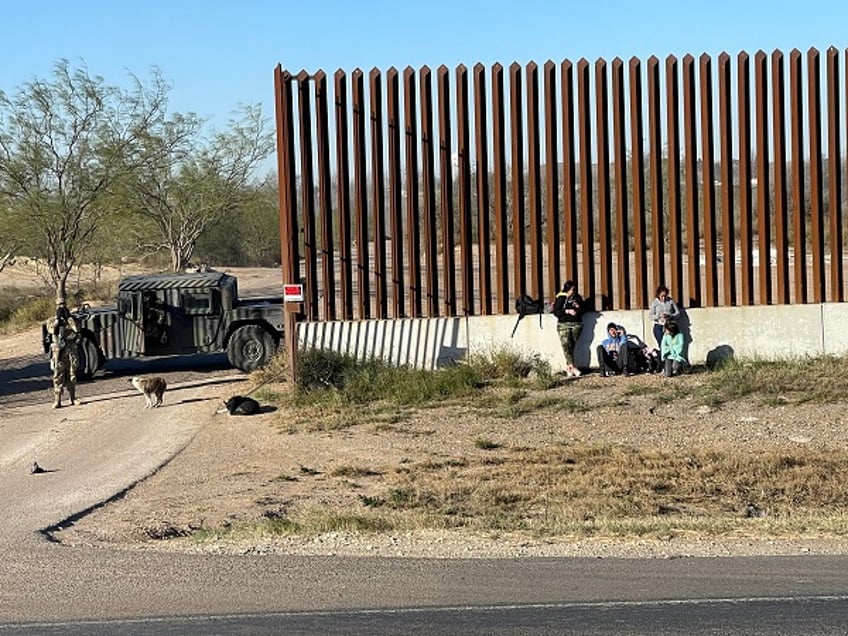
top-left (211, 348), bottom-right (848, 545)
top-left (0, 284), bottom-right (118, 335)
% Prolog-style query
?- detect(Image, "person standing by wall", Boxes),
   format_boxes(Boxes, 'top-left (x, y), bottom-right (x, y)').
top-left (661, 320), bottom-right (686, 377)
top-left (44, 300), bottom-right (80, 408)
top-left (551, 280), bottom-right (585, 377)
top-left (648, 284), bottom-right (680, 350)
top-left (596, 322), bottom-right (633, 377)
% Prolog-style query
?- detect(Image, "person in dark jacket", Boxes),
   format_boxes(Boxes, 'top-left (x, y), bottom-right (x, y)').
top-left (551, 280), bottom-right (585, 377)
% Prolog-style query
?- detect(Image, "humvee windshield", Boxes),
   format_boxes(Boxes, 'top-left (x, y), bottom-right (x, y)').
top-left (180, 291), bottom-right (216, 315)
top-left (117, 296), bottom-right (133, 316)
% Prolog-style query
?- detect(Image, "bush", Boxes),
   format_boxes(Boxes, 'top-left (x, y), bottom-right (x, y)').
top-left (296, 348), bottom-right (357, 394)
top-left (293, 348), bottom-right (486, 406)
top-left (0, 291), bottom-right (54, 334)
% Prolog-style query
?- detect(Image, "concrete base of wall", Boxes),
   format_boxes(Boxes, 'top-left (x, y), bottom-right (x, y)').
top-left (296, 303), bottom-right (847, 372)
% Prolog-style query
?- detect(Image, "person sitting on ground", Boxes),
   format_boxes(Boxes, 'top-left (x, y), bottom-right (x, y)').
top-left (661, 320), bottom-right (686, 377)
top-left (596, 322), bottom-right (633, 377)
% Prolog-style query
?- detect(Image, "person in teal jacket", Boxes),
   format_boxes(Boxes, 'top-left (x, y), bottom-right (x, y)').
top-left (660, 320), bottom-right (686, 377)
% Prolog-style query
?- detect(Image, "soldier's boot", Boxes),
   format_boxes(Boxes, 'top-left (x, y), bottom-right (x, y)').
top-left (52, 390), bottom-right (62, 409)
top-left (68, 386), bottom-right (76, 406)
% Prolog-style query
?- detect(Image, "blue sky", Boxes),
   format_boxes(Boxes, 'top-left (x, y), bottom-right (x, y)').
top-left (1, 0), bottom-right (846, 129)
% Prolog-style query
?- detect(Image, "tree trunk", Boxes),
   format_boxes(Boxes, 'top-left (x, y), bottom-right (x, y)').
top-left (171, 247), bottom-right (188, 272)
top-left (0, 250), bottom-right (14, 275)
top-left (52, 269), bottom-right (69, 304)
top-left (170, 239), bottom-right (197, 272)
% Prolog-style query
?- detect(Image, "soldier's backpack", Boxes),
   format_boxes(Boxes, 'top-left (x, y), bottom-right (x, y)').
top-left (511, 294), bottom-right (546, 337)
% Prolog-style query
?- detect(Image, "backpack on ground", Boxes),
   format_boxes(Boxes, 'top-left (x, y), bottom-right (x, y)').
top-left (511, 294), bottom-right (546, 338)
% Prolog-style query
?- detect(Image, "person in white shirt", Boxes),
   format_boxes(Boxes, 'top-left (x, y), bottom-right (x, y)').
top-left (648, 284), bottom-right (679, 351)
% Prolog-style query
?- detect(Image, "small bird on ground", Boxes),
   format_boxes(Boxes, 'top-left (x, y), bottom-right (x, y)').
top-left (31, 461), bottom-right (46, 474)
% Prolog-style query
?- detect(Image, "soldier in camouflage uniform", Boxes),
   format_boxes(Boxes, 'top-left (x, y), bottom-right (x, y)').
top-left (45, 300), bottom-right (80, 408)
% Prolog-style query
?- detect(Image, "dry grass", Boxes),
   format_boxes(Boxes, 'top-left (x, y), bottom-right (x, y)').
top-left (204, 443), bottom-right (848, 542)
top-left (0, 276), bottom-right (120, 334)
top-left (185, 352), bottom-right (848, 545)
top-left (381, 444), bottom-right (848, 532)
top-left (0, 289), bottom-right (54, 334)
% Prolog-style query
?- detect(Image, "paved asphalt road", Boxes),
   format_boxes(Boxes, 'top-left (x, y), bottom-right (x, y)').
top-left (2, 350), bottom-right (848, 634)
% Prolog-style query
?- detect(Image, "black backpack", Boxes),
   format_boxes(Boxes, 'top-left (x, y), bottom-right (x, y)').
top-left (511, 294), bottom-right (546, 337)
top-left (625, 334), bottom-right (660, 373)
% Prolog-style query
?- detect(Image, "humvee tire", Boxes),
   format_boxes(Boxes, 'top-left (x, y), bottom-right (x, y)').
top-left (227, 325), bottom-right (276, 372)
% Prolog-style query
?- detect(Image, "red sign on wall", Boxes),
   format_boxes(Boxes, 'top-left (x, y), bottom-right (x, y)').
top-left (283, 284), bottom-right (304, 302)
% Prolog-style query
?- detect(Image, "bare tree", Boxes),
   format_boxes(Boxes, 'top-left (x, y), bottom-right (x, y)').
top-left (0, 205), bottom-right (20, 275)
top-left (0, 60), bottom-right (174, 301)
top-left (0, 245), bottom-right (16, 275)
top-left (123, 104), bottom-right (274, 271)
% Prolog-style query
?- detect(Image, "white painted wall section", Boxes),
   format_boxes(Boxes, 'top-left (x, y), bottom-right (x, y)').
top-left (296, 303), bottom-right (848, 372)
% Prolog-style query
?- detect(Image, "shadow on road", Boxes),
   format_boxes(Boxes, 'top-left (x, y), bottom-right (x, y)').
top-left (100, 353), bottom-right (234, 379)
top-left (0, 352), bottom-right (245, 409)
top-left (0, 357), bottom-right (51, 399)
top-left (75, 378), bottom-right (248, 407)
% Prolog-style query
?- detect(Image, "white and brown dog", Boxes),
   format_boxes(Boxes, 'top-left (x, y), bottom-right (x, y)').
top-left (130, 376), bottom-right (167, 408)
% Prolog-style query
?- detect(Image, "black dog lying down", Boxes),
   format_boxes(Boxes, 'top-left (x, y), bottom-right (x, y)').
top-left (220, 395), bottom-right (260, 416)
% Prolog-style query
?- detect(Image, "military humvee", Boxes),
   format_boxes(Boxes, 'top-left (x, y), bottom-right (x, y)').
top-left (43, 271), bottom-right (285, 379)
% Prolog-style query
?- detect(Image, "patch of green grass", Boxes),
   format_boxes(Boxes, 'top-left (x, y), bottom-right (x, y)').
top-left (358, 495), bottom-right (385, 508)
top-left (281, 402), bottom-right (412, 433)
top-left (473, 437), bottom-right (502, 450)
top-left (285, 348), bottom-right (565, 414)
top-left (330, 465), bottom-right (383, 478)
top-left (194, 510), bottom-right (395, 542)
top-left (622, 383), bottom-right (657, 397)
top-left (699, 356), bottom-right (848, 406)
top-left (292, 349), bottom-right (485, 407)
top-left (490, 395), bottom-right (589, 419)
top-left (372, 422), bottom-right (435, 436)
top-left (466, 349), bottom-right (558, 389)
top-left (466, 349), bottom-right (533, 379)
top-left (650, 383), bottom-right (693, 407)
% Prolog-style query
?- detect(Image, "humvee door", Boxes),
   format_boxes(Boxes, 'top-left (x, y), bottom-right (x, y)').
top-left (117, 292), bottom-right (147, 355)
top-left (176, 288), bottom-right (223, 351)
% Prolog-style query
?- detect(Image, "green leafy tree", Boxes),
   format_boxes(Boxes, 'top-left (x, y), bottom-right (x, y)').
top-left (123, 104), bottom-right (274, 271)
top-left (194, 175), bottom-right (280, 267)
top-left (233, 174), bottom-right (281, 266)
top-left (0, 60), bottom-right (174, 301)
